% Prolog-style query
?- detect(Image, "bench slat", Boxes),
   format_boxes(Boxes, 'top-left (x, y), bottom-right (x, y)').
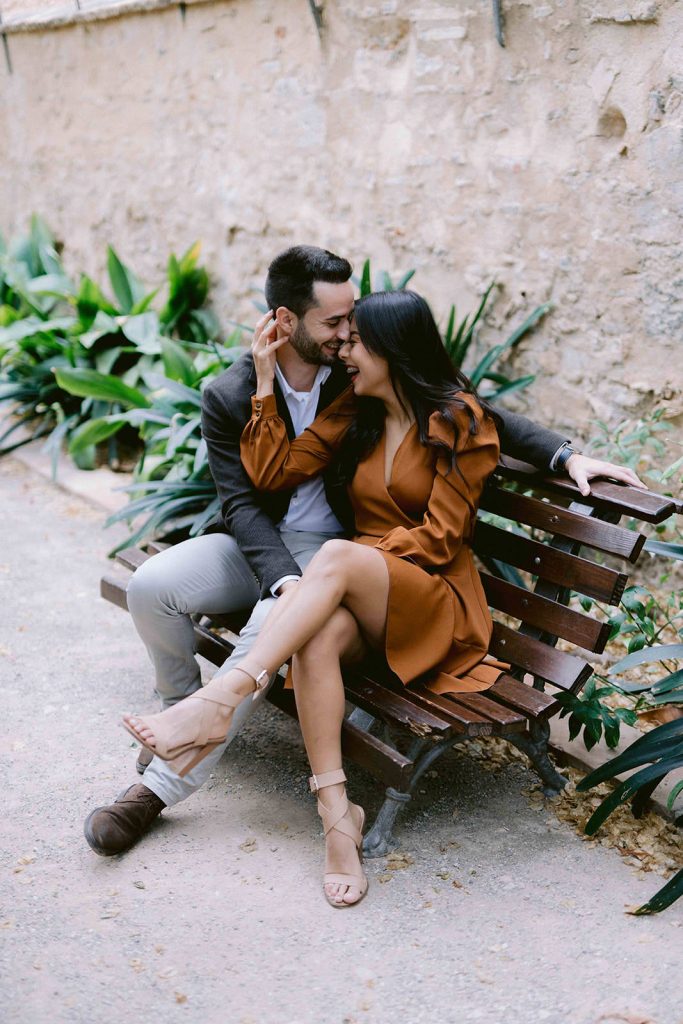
top-left (481, 574), bottom-right (611, 652)
top-left (440, 691), bottom-right (527, 731)
top-left (488, 674), bottom-right (560, 719)
top-left (478, 489), bottom-right (644, 562)
top-left (344, 675), bottom-right (454, 737)
top-left (489, 622), bottom-right (592, 692)
top-left (474, 521), bottom-right (628, 604)
top-left (115, 547), bottom-right (151, 572)
top-left (494, 459), bottom-right (679, 524)
top-left (407, 684), bottom-right (494, 736)
top-left (101, 572), bottom-right (131, 611)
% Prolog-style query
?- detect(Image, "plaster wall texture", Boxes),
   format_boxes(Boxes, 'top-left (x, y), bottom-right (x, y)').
top-left (1, 0), bottom-right (681, 436)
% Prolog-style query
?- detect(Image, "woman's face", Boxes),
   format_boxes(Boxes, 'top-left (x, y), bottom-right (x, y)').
top-left (338, 319), bottom-right (391, 398)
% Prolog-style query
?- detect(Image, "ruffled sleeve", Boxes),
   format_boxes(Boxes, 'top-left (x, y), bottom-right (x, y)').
top-left (374, 393), bottom-right (499, 567)
top-left (240, 387), bottom-right (355, 491)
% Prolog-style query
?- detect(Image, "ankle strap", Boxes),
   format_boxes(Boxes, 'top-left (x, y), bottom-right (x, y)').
top-left (309, 769), bottom-right (346, 794)
top-left (236, 663), bottom-right (269, 690)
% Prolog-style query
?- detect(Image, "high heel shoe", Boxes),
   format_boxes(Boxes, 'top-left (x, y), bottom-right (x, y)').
top-left (309, 768), bottom-right (368, 908)
top-left (122, 661), bottom-right (270, 778)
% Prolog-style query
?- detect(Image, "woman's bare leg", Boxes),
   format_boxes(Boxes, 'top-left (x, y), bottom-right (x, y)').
top-left (124, 541), bottom-right (389, 748)
top-left (292, 607), bottom-right (367, 906)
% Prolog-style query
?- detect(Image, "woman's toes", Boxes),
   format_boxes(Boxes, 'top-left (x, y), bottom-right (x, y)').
top-left (325, 883), bottom-right (342, 903)
top-left (124, 716), bottom-right (156, 747)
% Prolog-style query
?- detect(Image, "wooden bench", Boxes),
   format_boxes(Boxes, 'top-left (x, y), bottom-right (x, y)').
top-left (100, 460), bottom-right (680, 856)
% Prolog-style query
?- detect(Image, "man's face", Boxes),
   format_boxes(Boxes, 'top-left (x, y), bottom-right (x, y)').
top-left (288, 280), bottom-right (354, 367)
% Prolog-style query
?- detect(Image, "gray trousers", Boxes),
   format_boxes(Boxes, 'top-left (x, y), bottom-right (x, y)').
top-left (126, 529), bottom-right (338, 807)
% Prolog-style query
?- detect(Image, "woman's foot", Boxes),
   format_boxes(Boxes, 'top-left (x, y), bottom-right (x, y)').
top-left (322, 798), bottom-right (366, 906)
top-left (122, 663), bottom-right (269, 776)
top-left (310, 769), bottom-right (368, 908)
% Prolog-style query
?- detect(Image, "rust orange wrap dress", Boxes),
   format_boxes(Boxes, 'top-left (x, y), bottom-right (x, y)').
top-left (240, 388), bottom-right (505, 696)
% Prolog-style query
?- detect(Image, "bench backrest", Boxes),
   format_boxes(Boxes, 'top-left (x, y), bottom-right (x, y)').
top-left (472, 458), bottom-right (680, 697)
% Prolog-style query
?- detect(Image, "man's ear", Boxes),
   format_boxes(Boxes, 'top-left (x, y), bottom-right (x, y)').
top-left (275, 306), bottom-right (297, 336)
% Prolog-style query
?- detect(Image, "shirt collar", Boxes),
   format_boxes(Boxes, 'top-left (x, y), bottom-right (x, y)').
top-left (274, 362), bottom-right (332, 399)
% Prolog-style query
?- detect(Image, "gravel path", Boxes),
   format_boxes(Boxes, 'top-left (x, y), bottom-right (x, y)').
top-left (1, 456), bottom-right (681, 1024)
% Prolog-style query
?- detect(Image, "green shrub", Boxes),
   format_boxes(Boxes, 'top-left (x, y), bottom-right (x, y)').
top-left (0, 218), bottom-right (220, 471)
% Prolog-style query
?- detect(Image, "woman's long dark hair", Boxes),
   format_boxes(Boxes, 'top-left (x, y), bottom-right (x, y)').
top-left (336, 289), bottom-right (497, 483)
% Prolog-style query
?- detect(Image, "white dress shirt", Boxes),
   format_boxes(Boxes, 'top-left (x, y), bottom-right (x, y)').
top-left (269, 363), bottom-right (345, 595)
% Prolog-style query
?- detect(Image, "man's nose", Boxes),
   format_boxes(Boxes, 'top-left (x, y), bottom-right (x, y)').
top-left (336, 319), bottom-right (351, 343)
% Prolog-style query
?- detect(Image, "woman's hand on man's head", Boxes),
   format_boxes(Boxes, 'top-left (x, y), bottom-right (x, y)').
top-left (252, 311), bottom-right (289, 397)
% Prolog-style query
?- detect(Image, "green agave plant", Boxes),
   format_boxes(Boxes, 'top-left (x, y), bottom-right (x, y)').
top-left (574, 590), bottom-right (683, 914)
top-left (355, 259), bottom-right (547, 403)
top-left (577, 717), bottom-right (683, 914)
top-left (0, 219), bottom-right (219, 471)
top-left (56, 333), bottom-right (245, 551)
top-left (0, 218), bottom-right (81, 459)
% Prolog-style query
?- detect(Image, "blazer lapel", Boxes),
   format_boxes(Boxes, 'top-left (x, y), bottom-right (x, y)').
top-left (275, 385), bottom-right (295, 440)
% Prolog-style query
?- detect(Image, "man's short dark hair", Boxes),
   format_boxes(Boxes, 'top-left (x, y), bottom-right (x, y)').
top-left (265, 245), bottom-right (352, 318)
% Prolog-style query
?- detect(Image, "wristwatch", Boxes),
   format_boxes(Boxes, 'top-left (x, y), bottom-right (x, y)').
top-left (553, 442), bottom-right (579, 473)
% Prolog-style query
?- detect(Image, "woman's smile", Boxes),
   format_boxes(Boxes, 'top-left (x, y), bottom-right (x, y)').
top-left (345, 362), bottom-right (360, 387)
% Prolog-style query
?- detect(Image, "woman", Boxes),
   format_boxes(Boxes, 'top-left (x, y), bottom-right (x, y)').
top-left (123, 290), bottom-right (503, 908)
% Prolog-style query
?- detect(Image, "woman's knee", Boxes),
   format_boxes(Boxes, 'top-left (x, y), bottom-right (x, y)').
top-left (306, 539), bottom-right (359, 584)
top-left (294, 609), bottom-right (359, 669)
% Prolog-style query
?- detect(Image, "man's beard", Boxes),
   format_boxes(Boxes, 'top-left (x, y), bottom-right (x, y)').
top-left (289, 321), bottom-right (338, 367)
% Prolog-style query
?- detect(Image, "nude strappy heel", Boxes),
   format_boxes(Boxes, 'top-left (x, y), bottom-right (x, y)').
top-left (309, 769), bottom-right (368, 908)
top-left (122, 662), bottom-right (270, 778)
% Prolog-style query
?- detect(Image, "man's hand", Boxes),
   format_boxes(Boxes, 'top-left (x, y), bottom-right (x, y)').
top-left (252, 311), bottom-right (289, 397)
top-left (565, 453), bottom-right (645, 497)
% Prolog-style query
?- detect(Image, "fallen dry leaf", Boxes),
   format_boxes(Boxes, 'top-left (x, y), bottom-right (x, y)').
top-left (386, 852), bottom-right (414, 870)
top-left (100, 907), bottom-right (120, 920)
top-left (460, 737), bottom-right (682, 884)
top-left (174, 992), bottom-right (188, 1004)
top-left (239, 838), bottom-right (258, 854)
top-left (378, 873), bottom-right (393, 884)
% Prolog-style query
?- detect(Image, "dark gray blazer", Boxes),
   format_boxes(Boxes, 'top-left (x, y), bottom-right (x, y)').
top-left (201, 353), bottom-right (568, 598)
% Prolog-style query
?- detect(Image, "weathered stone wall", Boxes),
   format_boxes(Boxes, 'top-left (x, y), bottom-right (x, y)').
top-left (1, 0), bottom-right (681, 437)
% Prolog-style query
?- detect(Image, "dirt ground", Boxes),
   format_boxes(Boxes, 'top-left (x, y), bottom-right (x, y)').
top-left (1, 456), bottom-right (681, 1024)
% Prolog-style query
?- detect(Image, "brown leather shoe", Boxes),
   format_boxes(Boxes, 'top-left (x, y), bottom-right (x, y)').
top-left (84, 784), bottom-right (166, 856)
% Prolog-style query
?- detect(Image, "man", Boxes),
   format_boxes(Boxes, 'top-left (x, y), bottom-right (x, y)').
top-left (84, 245), bottom-right (642, 856)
